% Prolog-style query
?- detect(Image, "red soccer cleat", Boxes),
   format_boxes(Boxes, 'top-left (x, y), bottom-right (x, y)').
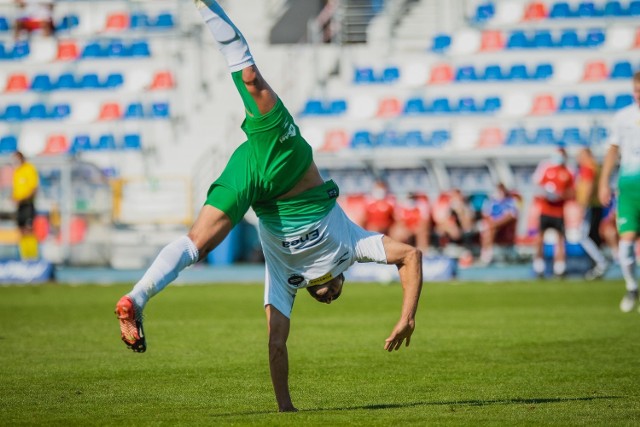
top-left (115, 296), bottom-right (146, 353)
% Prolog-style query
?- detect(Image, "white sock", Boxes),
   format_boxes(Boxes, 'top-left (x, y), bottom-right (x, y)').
top-left (533, 257), bottom-right (545, 274)
top-left (128, 236), bottom-right (199, 310)
top-left (553, 260), bottom-right (566, 276)
top-left (619, 240), bottom-right (638, 292)
top-left (196, 0), bottom-right (255, 72)
top-left (580, 236), bottom-right (607, 267)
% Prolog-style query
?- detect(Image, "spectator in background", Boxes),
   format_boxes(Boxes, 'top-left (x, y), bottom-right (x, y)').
top-left (14, 0), bottom-right (55, 40)
top-left (533, 147), bottom-right (574, 278)
top-left (479, 183), bottom-right (518, 265)
top-left (390, 192), bottom-right (431, 251)
top-left (575, 147), bottom-right (609, 280)
top-left (364, 180), bottom-right (395, 235)
top-left (433, 188), bottom-right (475, 248)
top-left (12, 151), bottom-right (39, 259)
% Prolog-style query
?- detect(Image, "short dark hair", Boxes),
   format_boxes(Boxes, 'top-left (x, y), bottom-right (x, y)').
top-left (13, 151), bottom-right (25, 162)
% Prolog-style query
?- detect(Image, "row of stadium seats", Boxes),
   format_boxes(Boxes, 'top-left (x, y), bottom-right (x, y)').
top-left (0, 101), bottom-right (170, 122)
top-left (474, 1), bottom-right (640, 24)
top-left (302, 92), bottom-right (634, 117)
top-left (2, 70), bottom-right (174, 92)
top-left (0, 39), bottom-right (152, 61)
top-left (432, 26), bottom-right (640, 53)
top-left (353, 59), bottom-right (637, 84)
top-left (0, 133), bottom-right (142, 154)
top-left (0, 11), bottom-right (175, 33)
top-left (319, 125), bottom-right (607, 151)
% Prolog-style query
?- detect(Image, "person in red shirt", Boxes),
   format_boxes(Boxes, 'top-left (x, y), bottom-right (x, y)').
top-left (364, 180), bottom-right (396, 235)
top-left (390, 192), bottom-right (431, 251)
top-left (533, 147), bottom-right (575, 277)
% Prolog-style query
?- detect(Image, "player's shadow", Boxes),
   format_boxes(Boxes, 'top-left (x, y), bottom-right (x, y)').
top-left (210, 395), bottom-right (620, 417)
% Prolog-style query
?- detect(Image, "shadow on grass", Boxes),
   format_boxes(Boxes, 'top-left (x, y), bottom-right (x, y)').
top-left (210, 395), bottom-right (621, 417)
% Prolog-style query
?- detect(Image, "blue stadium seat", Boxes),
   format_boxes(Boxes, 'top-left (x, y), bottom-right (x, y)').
top-left (558, 30), bottom-right (580, 48)
top-left (55, 73), bottom-right (77, 90)
top-left (57, 14), bottom-right (79, 31)
top-left (0, 17), bottom-right (9, 32)
top-left (534, 128), bottom-right (557, 145)
top-left (104, 73), bottom-right (124, 89)
top-left (0, 135), bottom-right (17, 153)
top-left (474, 3), bottom-right (495, 23)
top-left (550, 2), bottom-right (574, 18)
top-left (584, 29), bottom-right (605, 48)
top-left (589, 126), bottom-right (608, 145)
top-left (629, 0), bottom-right (640, 16)
top-left (456, 66), bottom-right (478, 82)
top-left (302, 99), bottom-right (324, 115)
top-left (51, 104), bottom-right (71, 120)
top-left (81, 41), bottom-right (107, 58)
top-left (354, 67), bottom-right (376, 83)
top-left (3, 104), bottom-right (23, 122)
top-left (124, 102), bottom-right (145, 119)
top-left (533, 30), bottom-right (554, 48)
top-left (482, 97), bottom-right (501, 113)
top-left (577, 2), bottom-right (600, 17)
top-left (0, 43), bottom-right (6, 60)
top-left (533, 63), bottom-right (553, 80)
top-left (586, 94), bottom-right (609, 111)
top-left (11, 41), bottom-right (29, 59)
top-left (457, 97), bottom-right (478, 114)
top-left (483, 64), bottom-right (504, 81)
top-left (130, 40), bottom-right (151, 57)
top-left (27, 103), bottom-right (48, 120)
top-left (613, 94), bottom-right (634, 110)
top-left (377, 130), bottom-right (402, 147)
top-left (429, 130), bottom-right (450, 147)
top-left (603, 1), bottom-right (626, 16)
top-left (151, 102), bottom-right (170, 118)
top-left (561, 127), bottom-right (586, 146)
top-left (130, 13), bottom-right (150, 29)
top-left (96, 134), bottom-right (116, 150)
top-left (382, 67), bottom-right (400, 83)
top-left (404, 130), bottom-right (427, 147)
top-left (31, 74), bottom-right (53, 92)
top-left (611, 61), bottom-right (633, 79)
top-left (80, 73), bottom-right (102, 89)
top-left (559, 94), bottom-right (583, 112)
top-left (403, 97), bottom-right (428, 115)
top-left (506, 128), bottom-right (529, 146)
top-left (123, 134), bottom-right (142, 150)
top-left (351, 130), bottom-right (375, 148)
top-left (507, 31), bottom-right (530, 49)
top-left (108, 40), bottom-right (131, 57)
top-left (508, 64), bottom-right (529, 80)
top-left (71, 135), bottom-right (92, 153)
top-left (329, 100), bottom-right (347, 115)
top-left (431, 98), bottom-right (453, 114)
top-left (154, 13), bottom-right (175, 29)
top-left (432, 34), bottom-right (451, 53)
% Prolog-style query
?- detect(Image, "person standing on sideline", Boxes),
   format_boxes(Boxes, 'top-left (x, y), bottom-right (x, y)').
top-left (479, 183), bottom-right (518, 265)
top-left (11, 151), bottom-right (39, 259)
top-left (575, 147), bottom-right (609, 280)
top-left (532, 147), bottom-right (574, 278)
top-left (115, 0), bottom-right (423, 413)
top-left (599, 71), bottom-right (640, 312)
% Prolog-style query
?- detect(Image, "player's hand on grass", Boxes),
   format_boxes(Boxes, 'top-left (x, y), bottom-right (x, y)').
top-left (384, 319), bottom-right (415, 352)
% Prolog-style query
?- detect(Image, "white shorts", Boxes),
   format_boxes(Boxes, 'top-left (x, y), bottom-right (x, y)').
top-left (259, 204), bottom-right (387, 318)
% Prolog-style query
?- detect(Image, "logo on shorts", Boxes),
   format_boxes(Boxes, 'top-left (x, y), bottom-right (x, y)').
top-left (288, 274), bottom-right (305, 287)
top-left (282, 228), bottom-right (321, 249)
top-left (279, 121), bottom-right (297, 143)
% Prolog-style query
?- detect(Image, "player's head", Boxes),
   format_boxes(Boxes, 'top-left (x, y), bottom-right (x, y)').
top-left (12, 151), bottom-right (25, 165)
top-left (551, 146), bottom-right (567, 165)
top-left (307, 273), bottom-right (345, 304)
top-left (633, 71), bottom-right (640, 106)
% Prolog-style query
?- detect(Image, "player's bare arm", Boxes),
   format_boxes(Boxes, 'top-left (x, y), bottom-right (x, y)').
top-left (265, 305), bottom-right (297, 412)
top-left (380, 237), bottom-right (423, 352)
top-left (599, 144), bottom-right (619, 206)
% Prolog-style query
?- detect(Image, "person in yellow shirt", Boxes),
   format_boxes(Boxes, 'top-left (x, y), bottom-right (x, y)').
top-left (12, 151), bottom-right (39, 259)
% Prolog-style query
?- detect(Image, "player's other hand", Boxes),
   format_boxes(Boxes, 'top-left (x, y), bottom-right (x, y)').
top-left (384, 319), bottom-right (415, 352)
top-left (599, 184), bottom-right (612, 207)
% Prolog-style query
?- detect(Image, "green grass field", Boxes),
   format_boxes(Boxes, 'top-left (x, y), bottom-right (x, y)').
top-left (1, 280), bottom-right (639, 426)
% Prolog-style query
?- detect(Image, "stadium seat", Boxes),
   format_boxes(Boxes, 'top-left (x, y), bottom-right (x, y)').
top-left (583, 60), bottom-right (608, 81)
top-left (3, 104), bottom-right (23, 122)
top-left (508, 63), bottom-right (529, 80)
top-left (130, 40), bottom-right (151, 57)
top-left (31, 74), bottom-right (53, 92)
top-left (550, 2), bottom-right (573, 19)
top-left (0, 17), bottom-right (9, 32)
top-left (559, 94), bottom-right (583, 112)
top-left (577, 2), bottom-right (599, 18)
top-left (80, 73), bottom-right (102, 89)
top-left (431, 98), bottom-right (452, 114)
top-left (377, 130), bottom-right (402, 147)
top-left (99, 103), bottom-right (122, 120)
top-left (560, 127), bottom-right (585, 146)
top-left (124, 102), bottom-right (145, 119)
top-left (81, 41), bottom-right (107, 58)
top-left (558, 30), bottom-right (580, 48)
top-left (104, 73), bottom-right (124, 89)
top-left (403, 97), bottom-right (429, 115)
top-left (610, 61), bottom-right (633, 79)
top-left (351, 130), bottom-right (375, 148)
top-left (613, 94), bottom-right (634, 109)
top-left (483, 64), bottom-right (504, 80)
top-left (96, 134), bottom-right (116, 150)
top-left (603, 1), bottom-right (626, 17)
top-left (5, 73), bottom-right (28, 92)
top-left (27, 103), bottom-right (48, 120)
top-left (630, 0), bottom-right (640, 16)
top-left (321, 129), bottom-right (349, 151)
top-left (531, 94), bottom-right (557, 115)
top-left (50, 104), bottom-right (71, 120)
top-left (478, 127), bottom-right (505, 148)
top-left (584, 29), bottom-right (605, 48)
top-left (43, 134), bottom-right (69, 154)
top-left (329, 100), bottom-right (347, 115)
top-left (0, 135), bottom-right (18, 153)
top-left (482, 97), bottom-right (501, 113)
top-left (455, 66), bottom-right (478, 82)
top-left (533, 63), bottom-right (553, 80)
top-left (429, 63), bottom-right (454, 83)
top-left (154, 13), bottom-right (175, 29)
top-left (151, 102), bottom-right (170, 118)
top-left (11, 41), bottom-right (30, 59)
top-left (432, 34), bottom-right (451, 53)
top-left (589, 126), bottom-right (608, 145)
top-left (429, 130), bottom-right (450, 147)
top-left (533, 30), bottom-right (554, 48)
top-left (506, 127), bottom-right (529, 146)
top-left (474, 2), bottom-right (495, 23)
top-left (480, 30), bottom-right (505, 51)
top-left (404, 130), bottom-right (427, 147)
top-left (382, 67), bottom-right (400, 83)
top-left (55, 73), bottom-right (77, 90)
top-left (507, 31), bottom-right (530, 49)
top-left (71, 134), bottom-right (92, 153)
top-left (130, 13), bottom-right (150, 29)
top-left (533, 127), bottom-right (557, 145)
top-left (108, 40), bottom-right (130, 58)
top-left (524, 2), bottom-right (548, 20)
top-left (122, 134), bottom-right (142, 150)
top-left (32, 215), bottom-right (49, 242)
top-left (57, 14), bottom-right (79, 32)
top-left (586, 94), bottom-right (609, 111)
top-left (354, 67), bottom-right (375, 83)
top-left (457, 97), bottom-right (478, 114)
top-left (302, 99), bottom-right (324, 115)
top-left (377, 97), bottom-right (402, 117)
top-left (105, 12), bottom-right (129, 31)
top-left (150, 71), bottom-right (174, 90)
top-left (56, 40), bottom-right (79, 61)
